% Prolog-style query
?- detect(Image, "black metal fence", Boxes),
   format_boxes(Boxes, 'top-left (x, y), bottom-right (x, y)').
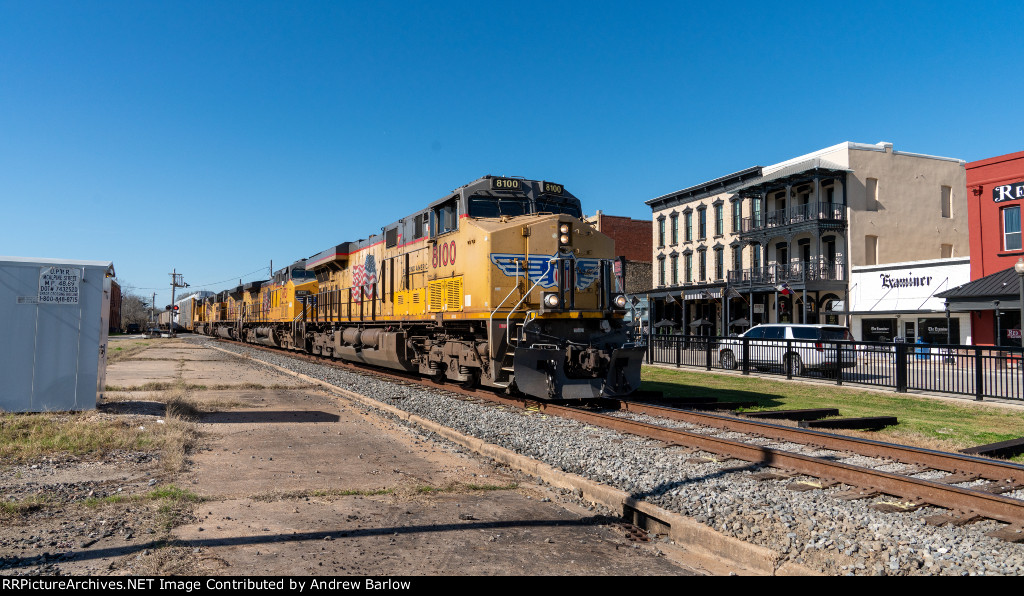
top-left (641, 333), bottom-right (1024, 401)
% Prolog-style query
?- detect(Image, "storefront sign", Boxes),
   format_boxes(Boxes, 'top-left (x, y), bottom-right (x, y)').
top-left (850, 259), bottom-right (970, 314)
top-left (880, 272), bottom-right (932, 289)
top-left (993, 181), bottom-right (1024, 203)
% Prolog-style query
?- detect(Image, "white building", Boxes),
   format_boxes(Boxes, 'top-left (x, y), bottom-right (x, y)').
top-left (848, 257), bottom-right (971, 343)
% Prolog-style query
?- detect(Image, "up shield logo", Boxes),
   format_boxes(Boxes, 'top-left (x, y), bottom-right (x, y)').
top-left (490, 253), bottom-right (601, 290)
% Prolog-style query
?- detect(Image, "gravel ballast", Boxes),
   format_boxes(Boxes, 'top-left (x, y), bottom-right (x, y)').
top-left (202, 337), bottom-right (1024, 576)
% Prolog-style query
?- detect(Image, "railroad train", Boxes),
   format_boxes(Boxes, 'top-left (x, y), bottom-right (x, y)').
top-left (191, 176), bottom-right (645, 400)
top-left (157, 291), bottom-right (214, 332)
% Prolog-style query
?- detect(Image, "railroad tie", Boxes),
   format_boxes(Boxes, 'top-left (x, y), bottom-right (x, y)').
top-left (751, 469), bottom-right (796, 482)
top-left (923, 510), bottom-right (983, 527)
top-left (787, 479), bottom-right (838, 492)
top-left (976, 480), bottom-right (1024, 495)
top-left (870, 498), bottom-right (926, 513)
top-left (932, 471), bottom-right (982, 485)
top-left (832, 487), bottom-right (881, 501)
top-left (986, 524), bottom-right (1024, 544)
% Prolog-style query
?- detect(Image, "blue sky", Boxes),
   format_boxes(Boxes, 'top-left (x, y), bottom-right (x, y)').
top-left (2, 1), bottom-right (1023, 307)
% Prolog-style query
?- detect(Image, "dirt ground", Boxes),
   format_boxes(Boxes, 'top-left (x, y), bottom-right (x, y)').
top-left (0, 338), bottom-right (729, 576)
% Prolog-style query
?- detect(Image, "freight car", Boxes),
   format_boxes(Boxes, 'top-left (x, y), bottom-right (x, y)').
top-left (194, 176), bottom-right (645, 400)
top-left (173, 291), bottom-right (214, 333)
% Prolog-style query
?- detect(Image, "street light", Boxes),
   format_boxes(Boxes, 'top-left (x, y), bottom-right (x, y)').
top-left (994, 300), bottom-right (1001, 347)
top-left (945, 302), bottom-right (951, 345)
top-left (1016, 257), bottom-right (1024, 347)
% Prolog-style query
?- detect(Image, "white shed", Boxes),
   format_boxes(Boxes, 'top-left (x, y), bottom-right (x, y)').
top-left (0, 256), bottom-right (115, 412)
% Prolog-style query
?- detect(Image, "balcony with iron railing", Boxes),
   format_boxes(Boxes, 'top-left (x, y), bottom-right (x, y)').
top-left (726, 261), bottom-right (847, 286)
top-left (740, 202), bottom-right (846, 233)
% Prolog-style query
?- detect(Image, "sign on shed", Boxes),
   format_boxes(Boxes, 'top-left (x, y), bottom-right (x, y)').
top-left (38, 266), bottom-right (81, 304)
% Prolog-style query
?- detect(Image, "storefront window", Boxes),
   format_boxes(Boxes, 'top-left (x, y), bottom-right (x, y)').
top-left (861, 318), bottom-right (896, 343)
top-left (996, 310), bottom-right (1022, 348)
top-left (917, 318), bottom-right (960, 345)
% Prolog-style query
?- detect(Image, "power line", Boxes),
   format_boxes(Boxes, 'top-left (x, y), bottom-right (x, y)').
top-left (118, 267), bottom-right (269, 292)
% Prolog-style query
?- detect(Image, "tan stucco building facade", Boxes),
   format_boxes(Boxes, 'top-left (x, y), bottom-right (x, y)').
top-left (645, 141), bottom-right (968, 336)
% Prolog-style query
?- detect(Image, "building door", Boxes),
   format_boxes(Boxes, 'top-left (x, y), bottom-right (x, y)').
top-left (904, 321), bottom-right (916, 343)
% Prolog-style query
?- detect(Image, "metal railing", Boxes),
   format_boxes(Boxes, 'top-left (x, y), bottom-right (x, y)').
top-left (740, 202), bottom-right (846, 233)
top-left (641, 333), bottom-right (1024, 401)
top-left (726, 261), bottom-right (846, 285)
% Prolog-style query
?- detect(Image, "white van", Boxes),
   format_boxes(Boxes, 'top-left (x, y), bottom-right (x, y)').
top-left (718, 324), bottom-right (856, 375)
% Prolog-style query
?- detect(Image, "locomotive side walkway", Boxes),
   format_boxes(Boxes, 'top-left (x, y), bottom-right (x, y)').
top-left (99, 338), bottom-right (723, 576)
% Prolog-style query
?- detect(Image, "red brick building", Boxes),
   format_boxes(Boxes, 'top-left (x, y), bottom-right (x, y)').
top-left (962, 150), bottom-right (1024, 346)
top-left (966, 150), bottom-right (1024, 280)
top-left (586, 211), bottom-right (652, 294)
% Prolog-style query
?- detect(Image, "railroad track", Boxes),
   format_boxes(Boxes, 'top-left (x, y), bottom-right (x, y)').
top-left (210, 336), bottom-right (1024, 543)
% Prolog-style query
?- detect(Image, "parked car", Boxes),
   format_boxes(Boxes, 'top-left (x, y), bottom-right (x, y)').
top-left (717, 324), bottom-right (856, 375)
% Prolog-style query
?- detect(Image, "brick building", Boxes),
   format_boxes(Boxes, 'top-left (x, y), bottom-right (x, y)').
top-left (954, 150), bottom-right (1024, 346)
top-left (585, 211), bottom-right (652, 294)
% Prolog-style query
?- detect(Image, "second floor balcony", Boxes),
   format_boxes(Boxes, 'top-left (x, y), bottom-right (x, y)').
top-left (727, 261), bottom-right (847, 286)
top-left (740, 202), bottom-right (846, 234)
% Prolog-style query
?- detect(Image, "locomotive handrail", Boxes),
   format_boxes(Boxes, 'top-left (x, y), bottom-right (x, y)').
top-left (505, 259), bottom-right (553, 348)
top-left (488, 261), bottom-right (521, 359)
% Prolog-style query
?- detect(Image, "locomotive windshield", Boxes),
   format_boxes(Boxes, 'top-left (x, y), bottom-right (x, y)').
top-left (467, 195), bottom-right (583, 219)
top-left (468, 196), bottom-right (530, 218)
top-left (534, 198), bottom-right (583, 218)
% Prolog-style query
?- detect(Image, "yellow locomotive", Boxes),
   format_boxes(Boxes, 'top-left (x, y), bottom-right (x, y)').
top-left (196, 176), bottom-right (644, 399)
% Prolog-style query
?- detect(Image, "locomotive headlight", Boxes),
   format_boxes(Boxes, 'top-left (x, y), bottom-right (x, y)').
top-left (614, 294), bottom-right (627, 309)
top-left (558, 223), bottom-right (572, 246)
top-left (544, 293), bottom-right (561, 308)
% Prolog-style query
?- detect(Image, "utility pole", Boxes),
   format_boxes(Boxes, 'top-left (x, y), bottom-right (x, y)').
top-left (150, 292), bottom-right (156, 329)
top-left (169, 269), bottom-right (189, 337)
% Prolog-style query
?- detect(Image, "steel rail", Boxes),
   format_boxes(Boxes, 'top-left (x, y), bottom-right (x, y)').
top-left (523, 400), bottom-right (1024, 526)
top-left (605, 400), bottom-right (1024, 486)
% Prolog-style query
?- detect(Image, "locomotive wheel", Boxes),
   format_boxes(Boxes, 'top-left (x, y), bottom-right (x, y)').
top-left (460, 370), bottom-right (480, 390)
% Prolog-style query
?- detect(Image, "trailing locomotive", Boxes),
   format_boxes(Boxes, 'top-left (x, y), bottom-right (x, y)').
top-left (193, 176), bottom-right (645, 399)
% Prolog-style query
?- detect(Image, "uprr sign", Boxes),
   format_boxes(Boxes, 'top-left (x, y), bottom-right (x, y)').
top-left (38, 267), bottom-right (80, 304)
top-left (993, 181), bottom-right (1024, 203)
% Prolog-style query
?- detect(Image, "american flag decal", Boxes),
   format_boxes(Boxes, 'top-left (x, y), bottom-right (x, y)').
top-left (352, 255), bottom-right (377, 302)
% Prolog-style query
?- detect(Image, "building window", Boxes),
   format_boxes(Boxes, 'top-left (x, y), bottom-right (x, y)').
top-left (714, 204), bottom-right (724, 236)
top-left (1004, 206), bottom-right (1022, 251)
top-left (752, 244), bottom-right (762, 269)
top-left (698, 208), bottom-right (707, 240)
top-left (732, 246), bottom-right (742, 273)
top-left (684, 212), bottom-right (692, 242)
top-left (670, 214), bottom-right (678, 245)
top-left (670, 255), bottom-right (678, 285)
top-left (941, 244), bottom-right (953, 259)
top-left (826, 186), bottom-right (835, 204)
top-left (753, 200), bottom-right (762, 226)
top-left (865, 235), bottom-right (878, 265)
top-left (658, 257), bottom-right (666, 286)
top-left (658, 218), bottom-right (666, 247)
top-left (698, 250), bottom-right (707, 281)
top-left (685, 254), bottom-right (692, 283)
top-left (941, 185), bottom-right (952, 218)
top-left (732, 201), bottom-right (741, 232)
top-left (714, 248), bottom-right (724, 280)
top-left (866, 178), bottom-right (879, 211)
